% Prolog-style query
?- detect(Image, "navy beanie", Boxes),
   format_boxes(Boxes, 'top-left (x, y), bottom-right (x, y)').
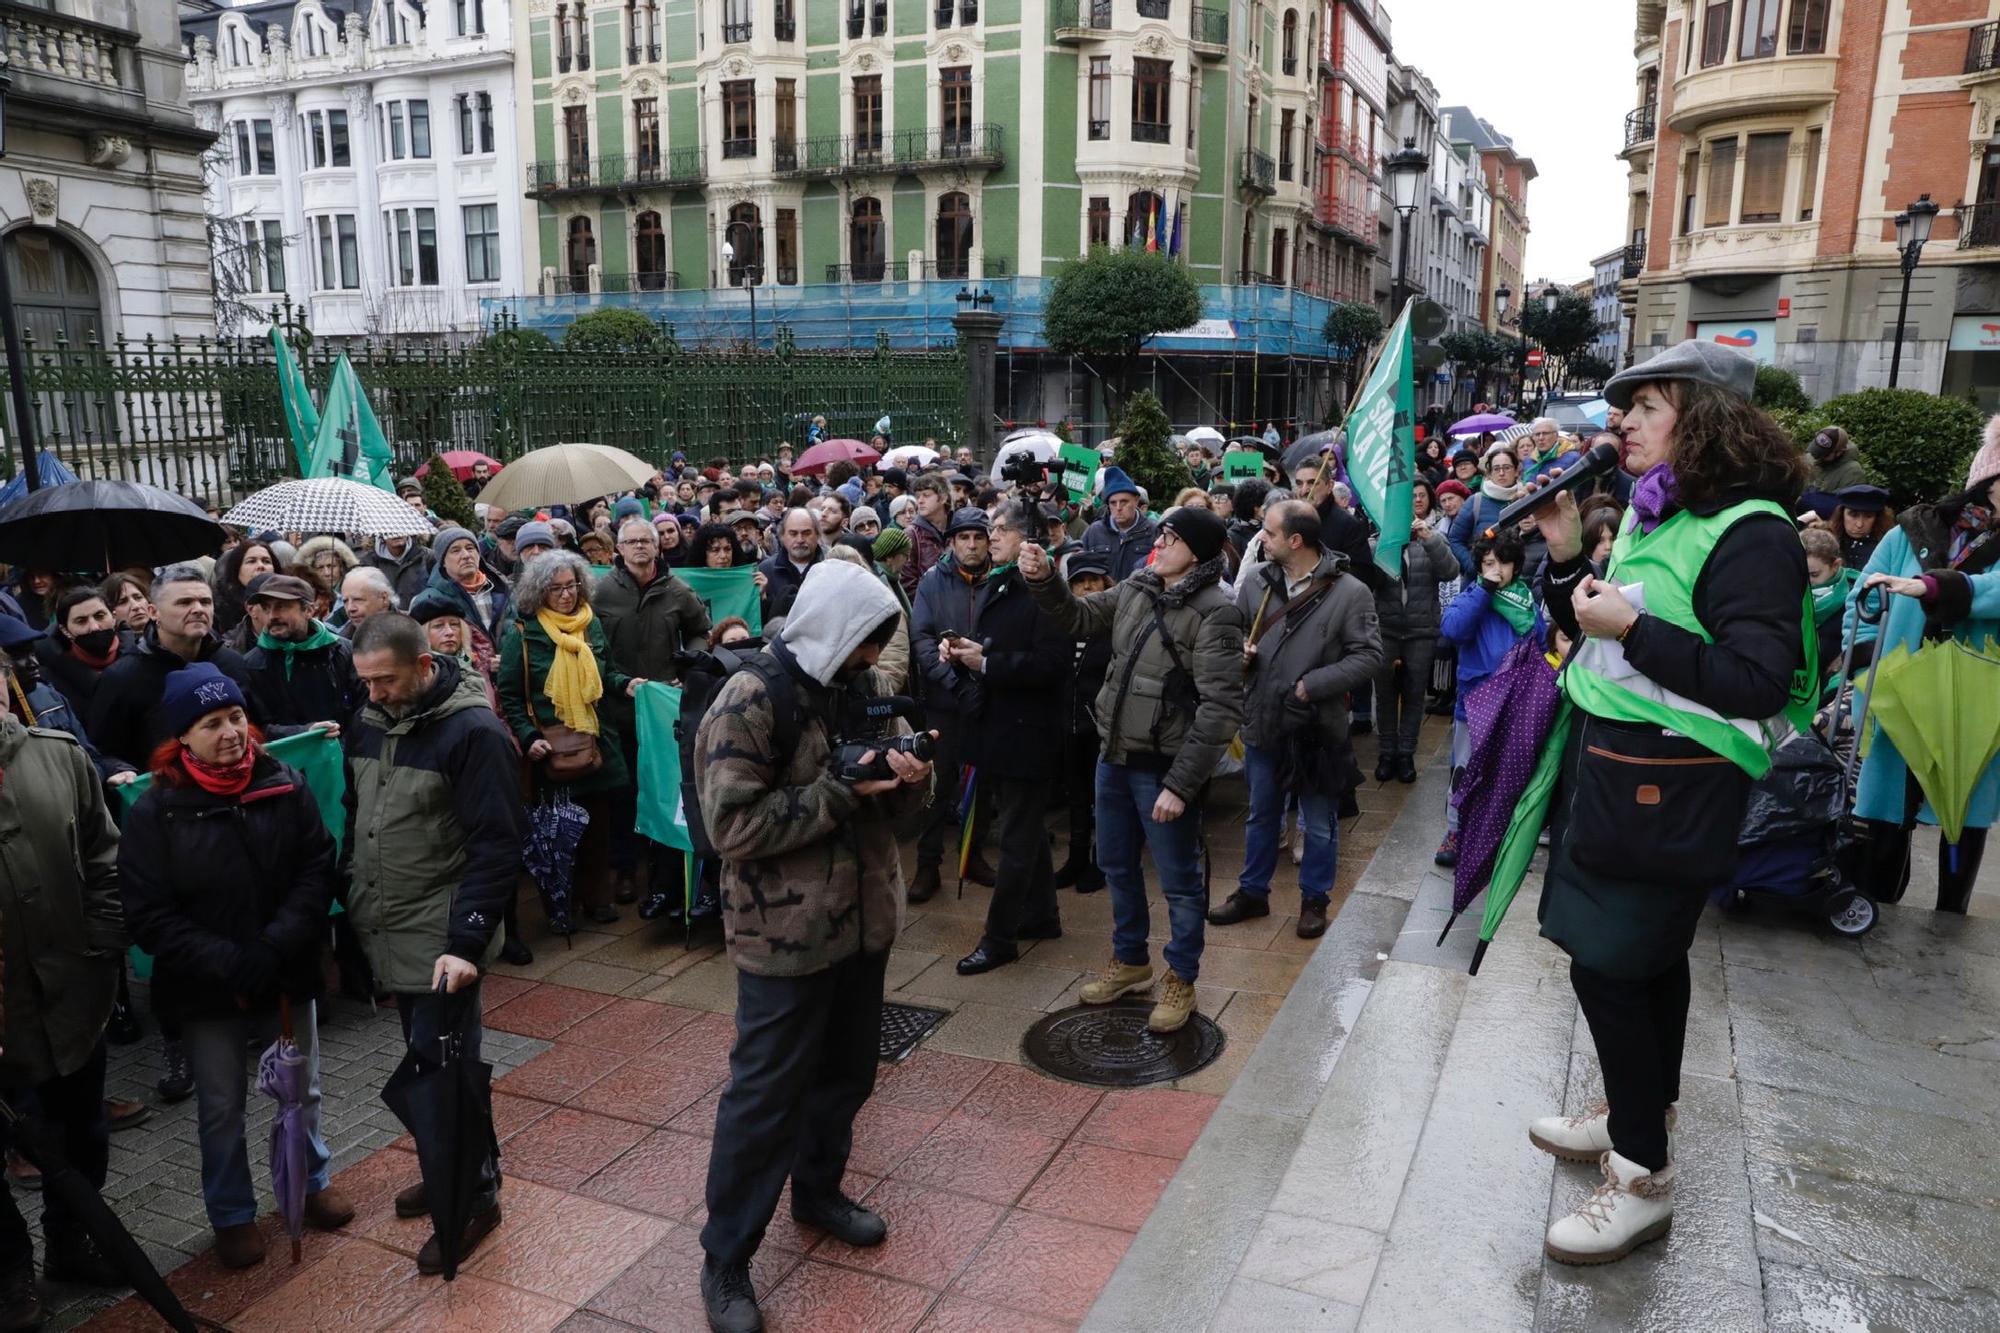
top-left (161, 662), bottom-right (246, 739)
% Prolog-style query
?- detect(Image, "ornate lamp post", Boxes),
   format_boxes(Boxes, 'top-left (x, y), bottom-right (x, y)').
top-left (1383, 137), bottom-right (1429, 309)
top-left (1887, 194), bottom-right (1938, 389)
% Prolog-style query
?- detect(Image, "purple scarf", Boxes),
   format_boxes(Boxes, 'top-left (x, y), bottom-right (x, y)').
top-left (1630, 464), bottom-right (1679, 535)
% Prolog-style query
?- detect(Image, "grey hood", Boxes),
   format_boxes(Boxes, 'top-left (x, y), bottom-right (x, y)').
top-left (776, 558), bottom-right (901, 685)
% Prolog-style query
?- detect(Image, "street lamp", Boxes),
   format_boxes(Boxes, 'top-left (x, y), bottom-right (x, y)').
top-left (1495, 282), bottom-right (1511, 323)
top-left (0, 49), bottom-right (40, 492)
top-left (1887, 193), bottom-right (1938, 389)
top-left (721, 227), bottom-right (763, 348)
top-left (1543, 285), bottom-right (1560, 315)
top-left (1383, 137), bottom-right (1430, 307)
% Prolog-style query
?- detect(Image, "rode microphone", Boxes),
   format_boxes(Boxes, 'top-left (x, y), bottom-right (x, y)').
top-left (1482, 441), bottom-right (1622, 539)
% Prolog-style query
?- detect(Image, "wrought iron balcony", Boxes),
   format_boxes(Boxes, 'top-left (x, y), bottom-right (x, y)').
top-left (1239, 148), bottom-right (1276, 194)
top-left (1958, 199), bottom-right (2000, 249)
top-left (1967, 20), bottom-right (1999, 74)
top-left (541, 270), bottom-right (682, 295)
top-left (1051, 0), bottom-right (1113, 35)
top-left (1621, 237), bottom-right (1646, 277)
top-left (722, 19), bottom-right (752, 42)
top-left (1191, 5), bottom-right (1228, 51)
top-left (1137, 0), bottom-right (1169, 16)
top-left (1088, 119), bottom-right (1109, 140)
top-left (826, 260), bottom-right (921, 283)
top-left (525, 148), bottom-right (706, 197)
top-left (1233, 269), bottom-right (1284, 287)
top-left (777, 123), bottom-right (1004, 177)
top-left (1132, 120), bottom-right (1171, 144)
top-left (845, 2), bottom-right (887, 37)
top-left (1282, 55), bottom-right (1297, 75)
top-left (1623, 104), bottom-right (1657, 150)
top-left (626, 41), bottom-right (662, 62)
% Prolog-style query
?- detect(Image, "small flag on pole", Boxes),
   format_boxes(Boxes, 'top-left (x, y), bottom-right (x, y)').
top-left (270, 327), bottom-right (319, 478)
top-left (1145, 198), bottom-right (1159, 253)
top-left (1168, 200), bottom-right (1184, 258)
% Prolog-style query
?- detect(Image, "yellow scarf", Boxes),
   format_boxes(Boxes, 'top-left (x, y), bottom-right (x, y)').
top-left (535, 603), bottom-right (603, 735)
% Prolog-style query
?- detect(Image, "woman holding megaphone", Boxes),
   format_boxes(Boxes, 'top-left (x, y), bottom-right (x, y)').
top-left (1511, 342), bottom-right (1816, 1265)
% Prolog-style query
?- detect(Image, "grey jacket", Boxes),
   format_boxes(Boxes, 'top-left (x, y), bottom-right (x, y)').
top-left (1027, 555), bottom-right (1246, 802)
top-left (1234, 550), bottom-right (1384, 751)
top-left (1374, 524), bottom-right (1460, 642)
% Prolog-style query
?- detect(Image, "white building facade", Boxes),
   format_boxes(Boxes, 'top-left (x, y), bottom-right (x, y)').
top-left (182, 0), bottom-right (525, 340)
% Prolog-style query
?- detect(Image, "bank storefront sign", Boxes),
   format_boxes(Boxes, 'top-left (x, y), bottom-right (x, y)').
top-left (1945, 315), bottom-right (2000, 413)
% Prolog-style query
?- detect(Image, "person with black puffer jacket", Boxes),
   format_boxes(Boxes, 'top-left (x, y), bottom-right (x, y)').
top-left (117, 663), bottom-right (353, 1272)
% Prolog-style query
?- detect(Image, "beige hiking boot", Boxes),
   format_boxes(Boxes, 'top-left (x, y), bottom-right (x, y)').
top-left (1529, 1101), bottom-right (1678, 1163)
top-left (1545, 1151), bottom-right (1675, 1265)
top-left (1148, 973), bottom-right (1197, 1033)
top-left (1079, 959), bottom-right (1154, 1004)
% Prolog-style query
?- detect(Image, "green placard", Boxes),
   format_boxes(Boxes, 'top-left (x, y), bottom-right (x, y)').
top-left (1223, 450), bottom-right (1266, 481)
top-left (634, 682), bottom-right (695, 852)
top-left (677, 564), bottom-right (763, 635)
top-left (1057, 443), bottom-right (1101, 503)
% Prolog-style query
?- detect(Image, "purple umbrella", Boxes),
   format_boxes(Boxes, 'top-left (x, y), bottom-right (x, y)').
top-left (1449, 412), bottom-right (1517, 436)
top-left (1441, 636), bottom-right (1561, 939)
top-left (524, 790), bottom-right (590, 941)
top-left (258, 998), bottom-right (312, 1265)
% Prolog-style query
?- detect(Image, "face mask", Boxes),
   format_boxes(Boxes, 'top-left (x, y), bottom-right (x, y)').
top-left (73, 628), bottom-right (117, 658)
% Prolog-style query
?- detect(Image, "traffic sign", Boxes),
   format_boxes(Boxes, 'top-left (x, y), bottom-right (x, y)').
top-left (1526, 349), bottom-right (1545, 367)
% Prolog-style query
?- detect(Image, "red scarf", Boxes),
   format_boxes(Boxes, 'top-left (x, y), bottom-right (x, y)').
top-left (68, 638), bottom-right (120, 671)
top-left (182, 744), bottom-right (256, 797)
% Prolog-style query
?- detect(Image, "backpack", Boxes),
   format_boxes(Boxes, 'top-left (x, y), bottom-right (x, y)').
top-left (677, 644), bottom-right (813, 763)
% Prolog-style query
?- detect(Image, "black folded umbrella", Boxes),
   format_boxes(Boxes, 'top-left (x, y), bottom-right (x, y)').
top-left (0, 1097), bottom-right (196, 1332)
top-left (380, 986), bottom-right (499, 1282)
top-left (0, 479), bottom-right (226, 573)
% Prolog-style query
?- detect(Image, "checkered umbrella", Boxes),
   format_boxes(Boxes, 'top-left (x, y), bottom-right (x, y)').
top-left (223, 478), bottom-right (433, 539)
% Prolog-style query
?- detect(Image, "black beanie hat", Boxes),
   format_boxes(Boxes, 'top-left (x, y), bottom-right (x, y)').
top-left (1160, 505), bottom-right (1227, 563)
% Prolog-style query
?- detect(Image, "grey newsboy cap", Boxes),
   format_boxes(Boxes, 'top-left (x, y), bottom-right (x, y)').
top-left (1602, 339), bottom-right (1758, 411)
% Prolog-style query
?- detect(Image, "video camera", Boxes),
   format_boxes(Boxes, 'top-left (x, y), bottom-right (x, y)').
top-left (998, 453), bottom-right (1049, 487)
top-left (831, 694), bottom-right (936, 783)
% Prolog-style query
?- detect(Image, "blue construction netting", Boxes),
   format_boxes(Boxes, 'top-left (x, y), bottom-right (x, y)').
top-left (481, 278), bottom-right (1344, 359)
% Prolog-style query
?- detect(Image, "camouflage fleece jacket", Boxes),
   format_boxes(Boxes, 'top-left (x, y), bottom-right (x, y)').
top-left (693, 560), bottom-right (932, 977)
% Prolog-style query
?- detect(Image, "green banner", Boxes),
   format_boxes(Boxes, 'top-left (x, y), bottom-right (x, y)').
top-left (1056, 443), bottom-right (1101, 503)
top-left (677, 564), bottom-right (763, 636)
top-left (271, 327), bottom-right (319, 478)
top-left (304, 354), bottom-right (397, 492)
top-left (1223, 449), bottom-right (1266, 482)
top-left (1345, 300), bottom-right (1417, 580)
top-left (634, 682), bottom-right (695, 851)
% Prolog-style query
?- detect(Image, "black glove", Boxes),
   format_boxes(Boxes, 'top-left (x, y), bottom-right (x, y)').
top-left (231, 942), bottom-right (283, 996)
top-left (1479, 577), bottom-right (1504, 595)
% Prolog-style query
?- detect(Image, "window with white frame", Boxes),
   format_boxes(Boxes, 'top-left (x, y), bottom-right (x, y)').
top-left (379, 100), bottom-right (432, 160)
top-left (297, 13), bottom-right (335, 56)
top-left (223, 22), bottom-right (255, 66)
top-left (382, 207), bottom-right (440, 286)
top-left (302, 109), bottom-right (352, 169)
top-left (312, 214), bottom-right (360, 289)
top-left (237, 219), bottom-right (286, 293)
top-left (464, 204), bottom-right (501, 283)
top-left (454, 0), bottom-right (487, 36)
top-left (456, 92), bottom-right (495, 155)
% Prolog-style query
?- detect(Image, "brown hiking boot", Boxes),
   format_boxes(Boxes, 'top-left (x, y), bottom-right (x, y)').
top-left (417, 1200), bottom-right (502, 1275)
top-left (1079, 959), bottom-right (1153, 1005)
top-left (908, 864), bottom-right (941, 904)
top-left (1148, 973), bottom-right (1197, 1034)
top-left (304, 1188), bottom-right (355, 1231)
top-left (214, 1223), bottom-right (267, 1270)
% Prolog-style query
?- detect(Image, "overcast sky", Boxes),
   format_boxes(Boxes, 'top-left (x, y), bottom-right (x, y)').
top-left (1388, 0), bottom-right (1632, 284)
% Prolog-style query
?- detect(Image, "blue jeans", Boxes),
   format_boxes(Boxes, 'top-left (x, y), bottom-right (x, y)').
top-left (183, 1003), bottom-right (330, 1228)
top-left (1095, 760), bottom-right (1208, 982)
top-left (1239, 741), bottom-right (1337, 904)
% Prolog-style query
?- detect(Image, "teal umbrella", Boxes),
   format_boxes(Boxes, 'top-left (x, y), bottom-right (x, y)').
top-left (1468, 703), bottom-right (1575, 975)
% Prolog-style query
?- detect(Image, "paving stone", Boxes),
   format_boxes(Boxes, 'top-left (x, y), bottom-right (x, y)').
top-left (1211, 1276), bottom-right (1359, 1332)
top-left (1237, 1213), bottom-right (1381, 1306)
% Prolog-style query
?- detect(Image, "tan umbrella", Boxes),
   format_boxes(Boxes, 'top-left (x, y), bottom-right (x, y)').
top-left (471, 442), bottom-right (657, 511)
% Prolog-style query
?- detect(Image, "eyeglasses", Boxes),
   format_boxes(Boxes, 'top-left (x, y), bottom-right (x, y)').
top-left (617, 538), bottom-right (653, 548)
top-left (1155, 530), bottom-right (1182, 548)
top-left (1489, 462), bottom-right (1518, 473)
top-left (548, 581), bottom-right (580, 594)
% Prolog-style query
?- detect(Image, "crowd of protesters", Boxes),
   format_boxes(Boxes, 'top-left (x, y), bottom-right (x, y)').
top-left (1, 384), bottom-right (1996, 1327)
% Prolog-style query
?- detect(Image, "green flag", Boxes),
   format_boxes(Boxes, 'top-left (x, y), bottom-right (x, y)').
top-left (304, 355), bottom-right (396, 492)
top-left (634, 682), bottom-right (695, 851)
top-left (678, 565), bottom-right (763, 636)
top-left (1344, 299), bottom-right (1417, 580)
top-left (1056, 443), bottom-right (1101, 503)
top-left (271, 327), bottom-right (320, 477)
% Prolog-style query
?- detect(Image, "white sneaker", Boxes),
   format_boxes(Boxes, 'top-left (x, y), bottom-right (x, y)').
top-left (1290, 827), bottom-right (1306, 865)
top-left (1545, 1151), bottom-right (1675, 1265)
top-left (1528, 1102), bottom-right (1677, 1163)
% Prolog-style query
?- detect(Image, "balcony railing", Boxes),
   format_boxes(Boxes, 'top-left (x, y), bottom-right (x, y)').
top-left (1966, 20), bottom-right (1999, 74)
top-left (723, 19), bottom-right (752, 41)
top-left (524, 147), bottom-right (707, 196)
top-left (1314, 196), bottom-right (1379, 246)
top-left (1233, 269), bottom-right (1284, 287)
top-left (775, 15), bottom-right (796, 39)
top-left (1052, 0), bottom-right (1113, 32)
top-left (721, 136), bottom-right (756, 160)
top-left (1137, 0), bottom-right (1169, 16)
top-left (1621, 237), bottom-right (1646, 277)
top-left (1624, 104), bottom-right (1657, 149)
top-left (1191, 5), bottom-right (1227, 47)
top-left (779, 123), bottom-right (1004, 176)
top-left (1088, 119), bottom-right (1109, 139)
top-left (827, 260), bottom-right (919, 283)
top-left (0, 3), bottom-right (145, 118)
top-left (1958, 199), bottom-right (2000, 249)
top-left (541, 270), bottom-right (683, 295)
top-left (1132, 120), bottom-right (1170, 144)
top-left (1239, 148), bottom-right (1276, 194)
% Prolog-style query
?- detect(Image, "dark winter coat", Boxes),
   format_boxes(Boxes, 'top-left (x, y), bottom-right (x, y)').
top-left (903, 515), bottom-right (948, 599)
top-left (118, 752), bottom-right (337, 1023)
top-left (240, 630), bottom-right (364, 729)
top-left (362, 538), bottom-right (437, 609)
top-left (1375, 524), bottom-right (1460, 642)
top-left (909, 561), bottom-right (1068, 780)
top-left (758, 551), bottom-right (820, 623)
top-left (1314, 502), bottom-right (1387, 596)
top-left (1235, 551), bottom-right (1384, 752)
top-left (87, 628), bottom-right (261, 770)
top-left (1081, 511), bottom-right (1161, 582)
top-left (594, 560), bottom-right (711, 746)
top-left (422, 564), bottom-right (512, 645)
top-left (33, 630), bottom-right (137, 719)
top-left (343, 657), bottom-right (527, 991)
top-left (495, 612), bottom-right (633, 795)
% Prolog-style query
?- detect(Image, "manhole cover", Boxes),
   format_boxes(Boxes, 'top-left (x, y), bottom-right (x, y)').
top-left (879, 1001), bottom-right (951, 1063)
top-left (1022, 1001), bottom-right (1225, 1088)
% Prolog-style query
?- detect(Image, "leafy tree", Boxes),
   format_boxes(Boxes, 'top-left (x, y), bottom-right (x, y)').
top-left (562, 308), bottom-right (664, 353)
top-left (1753, 365), bottom-right (1812, 412)
top-left (1519, 292), bottom-right (1597, 390)
top-left (1053, 419), bottom-right (1073, 443)
top-left (1820, 389), bottom-right (1986, 507)
top-left (1568, 353), bottom-right (1617, 386)
top-left (1111, 390), bottom-right (1190, 511)
top-left (1042, 249), bottom-right (1202, 415)
top-left (470, 325), bottom-right (555, 360)
top-left (1323, 301), bottom-right (1385, 403)
top-left (1439, 329), bottom-right (1518, 403)
top-left (419, 453), bottom-right (478, 530)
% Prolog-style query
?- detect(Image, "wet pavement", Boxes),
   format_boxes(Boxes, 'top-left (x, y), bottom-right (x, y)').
top-left (1089, 754), bottom-right (2000, 1331)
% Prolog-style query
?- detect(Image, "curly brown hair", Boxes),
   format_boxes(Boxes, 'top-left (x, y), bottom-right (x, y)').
top-left (1659, 380), bottom-right (1808, 508)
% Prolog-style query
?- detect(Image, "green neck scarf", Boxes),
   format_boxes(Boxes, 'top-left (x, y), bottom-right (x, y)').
top-left (256, 621), bottom-right (341, 678)
top-left (1810, 569), bottom-right (1856, 625)
top-left (1489, 581), bottom-right (1538, 636)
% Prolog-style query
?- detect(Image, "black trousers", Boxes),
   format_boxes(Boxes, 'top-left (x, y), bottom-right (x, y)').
top-left (701, 950), bottom-right (888, 1266)
top-left (915, 717), bottom-right (985, 870)
top-left (1568, 957), bottom-right (1688, 1172)
top-left (1063, 728), bottom-right (1100, 867)
top-left (0, 1042), bottom-right (109, 1268)
top-left (983, 775), bottom-right (1059, 949)
top-left (1852, 773), bottom-right (1991, 913)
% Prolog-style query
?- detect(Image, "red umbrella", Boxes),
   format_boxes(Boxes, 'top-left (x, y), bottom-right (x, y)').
top-left (414, 450), bottom-right (504, 482)
top-left (791, 438), bottom-right (880, 475)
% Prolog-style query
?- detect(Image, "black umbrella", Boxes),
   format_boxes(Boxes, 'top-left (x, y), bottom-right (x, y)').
top-left (1227, 435), bottom-right (1281, 458)
top-left (0, 1097), bottom-right (196, 1332)
top-left (0, 479), bottom-right (225, 573)
top-left (380, 984), bottom-right (499, 1282)
top-left (1283, 429), bottom-right (1340, 478)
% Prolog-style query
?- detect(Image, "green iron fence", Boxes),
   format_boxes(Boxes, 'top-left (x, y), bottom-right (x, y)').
top-left (0, 320), bottom-right (967, 499)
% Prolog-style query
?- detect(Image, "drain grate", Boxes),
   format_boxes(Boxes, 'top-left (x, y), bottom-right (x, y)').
top-left (1021, 1001), bottom-right (1225, 1088)
top-left (879, 1001), bottom-right (952, 1063)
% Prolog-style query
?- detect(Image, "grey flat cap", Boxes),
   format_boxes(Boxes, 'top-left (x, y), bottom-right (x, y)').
top-left (1602, 339), bottom-right (1758, 410)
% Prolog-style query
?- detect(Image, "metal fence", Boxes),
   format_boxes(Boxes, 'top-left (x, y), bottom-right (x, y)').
top-left (0, 320), bottom-right (967, 498)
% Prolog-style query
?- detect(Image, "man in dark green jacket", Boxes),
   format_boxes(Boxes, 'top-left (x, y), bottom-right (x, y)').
top-left (0, 714), bottom-right (127, 1318)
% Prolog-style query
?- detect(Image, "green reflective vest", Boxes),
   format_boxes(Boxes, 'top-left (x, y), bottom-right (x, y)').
top-left (1563, 498), bottom-right (1817, 780)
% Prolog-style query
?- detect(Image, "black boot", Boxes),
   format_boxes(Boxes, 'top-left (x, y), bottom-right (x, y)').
top-left (1075, 861), bottom-right (1105, 894)
top-left (499, 935), bottom-right (534, 967)
top-left (1936, 828), bottom-right (1988, 914)
top-left (909, 864), bottom-right (942, 904)
top-left (156, 1038), bottom-right (193, 1104)
top-left (107, 968), bottom-right (141, 1045)
top-left (0, 1259), bottom-right (40, 1332)
top-left (1053, 856), bottom-right (1082, 889)
top-left (701, 1255), bottom-right (764, 1333)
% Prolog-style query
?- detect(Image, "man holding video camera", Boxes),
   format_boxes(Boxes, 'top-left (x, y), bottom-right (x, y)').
top-left (692, 560), bottom-right (935, 1333)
